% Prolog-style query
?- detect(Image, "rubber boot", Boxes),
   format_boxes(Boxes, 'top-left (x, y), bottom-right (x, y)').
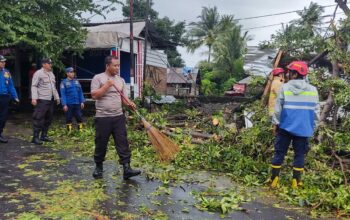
top-left (292, 167), bottom-right (303, 189)
top-left (92, 162), bottom-right (103, 179)
top-left (78, 123), bottom-right (83, 131)
top-left (31, 131), bottom-right (43, 145)
top-left (40, 130), bottom-right (53, 142)
top-left (0, 134), bottom-right (8, 143)
top-left (270, 165), bottom-right (281, 189)
top-left (123, 163), bottom-right (141, 180)
top-left (66, 123), bottom-right (73, 132)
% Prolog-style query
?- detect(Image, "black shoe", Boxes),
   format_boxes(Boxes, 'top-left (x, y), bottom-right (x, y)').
top-left (40, 136), bottom-right (53, 142)
top-left (123, 163), bottom-right (141, 180)
top-left (31, 131), bottom-right (43, 145)
top-left (92, 163), bottom-right (103, 179)
top-left (31, 137), bottom-right (43, 145)
top-left (0, 135), bottom-right (8, 143)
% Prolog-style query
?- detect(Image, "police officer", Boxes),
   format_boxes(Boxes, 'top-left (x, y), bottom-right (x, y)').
top-left (60, 67), bottom-right (85, 131)
top-left (31, 58), bottom-right (60, 145)
top-left (90, 55), bottom-right (141, 180)
top-left (0, 55), bottom-right (19, 143)
top-left (270, 61), bottom-right (320, 189)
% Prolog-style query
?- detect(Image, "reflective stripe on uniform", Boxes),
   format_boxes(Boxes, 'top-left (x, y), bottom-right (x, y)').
top-left (284, 91), bottom-right (317, 96)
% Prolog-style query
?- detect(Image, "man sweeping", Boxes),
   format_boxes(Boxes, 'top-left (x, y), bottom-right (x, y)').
top-left (90, 55), bottom-right (141, 180)
top-left (270, 61), bottom-right (320, 189)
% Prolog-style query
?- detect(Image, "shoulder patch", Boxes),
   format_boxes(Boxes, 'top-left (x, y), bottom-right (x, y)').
top-left (4, 72), bottom-right (11, 78)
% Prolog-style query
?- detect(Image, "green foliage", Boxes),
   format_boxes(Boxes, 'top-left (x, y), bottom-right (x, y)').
top-left (0, 0), bottom-right (120, 66)
top-left (187, 9), bottom-right (248, 93)
top-left (266, 2), bottom-right (325, 58)
top-left (122, 0), bottom-right (159, 20)
top-left (222, 78), bottom-right (237, 91)
top-left (192, 188), bottom-right (249, 214)
top-left (200, 78), bottom-right (217, 95)
top-left (16, 180), bottom-right (108, 219)
top-left (185, 6), bottom-right (222, 62)
top-left (153, 17), bottom-right (186, 67)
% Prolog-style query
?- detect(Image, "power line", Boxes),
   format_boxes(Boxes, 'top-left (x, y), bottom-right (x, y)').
top-left (234, 4), bottom-right (339, 21)
top-left (242, 23), bottom-right (282, 31)
top-left (241, 12), bottom-right (345, 31)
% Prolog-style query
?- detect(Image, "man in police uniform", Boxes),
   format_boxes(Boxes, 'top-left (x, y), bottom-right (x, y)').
top-left (60, 67), bottom-right (85, 131)
top-left (90, 55), bottom-right (141, 180)
top-left (31, 58), bottom-right (60, 145)
top-left (0, 55), bottom-right (19, 143)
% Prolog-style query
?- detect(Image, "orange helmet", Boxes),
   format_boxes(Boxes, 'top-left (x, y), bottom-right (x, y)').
top-left (287, 61), bottom-right (308, 76)
top-left (272, 68), bottom-right (284, 76)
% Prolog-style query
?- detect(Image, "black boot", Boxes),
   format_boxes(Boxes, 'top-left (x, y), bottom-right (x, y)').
top-left (123, 163), bottom-right (141, 180)
top-left (92, 163), bottom-right (103, 179)
top-left (31, 131), bottom-right (43, 145)
top-left (40, 130), bottom-right (53, 142)
top-left (0, 134), bottom-right (8, 143)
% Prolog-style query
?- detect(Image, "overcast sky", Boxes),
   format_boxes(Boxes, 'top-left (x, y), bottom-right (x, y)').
top-left (91, 0), bottom-right (343, 66)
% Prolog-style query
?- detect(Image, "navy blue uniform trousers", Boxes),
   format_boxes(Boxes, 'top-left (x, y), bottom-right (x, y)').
top-left (0, 94), bottom-right (11, 135)
top-left (65, 104), bottom-right (83, 124)
top-left (272, 128), bottom-right (310, 168)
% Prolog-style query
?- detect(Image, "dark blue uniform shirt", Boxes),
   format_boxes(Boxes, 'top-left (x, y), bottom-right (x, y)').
top-left (0, 68), bottom-right (18, 99)
top-left (60, 78), bottom-right (85, 106)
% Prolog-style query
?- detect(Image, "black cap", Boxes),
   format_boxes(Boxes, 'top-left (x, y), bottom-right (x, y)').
top-left (41, 58), bottom-right (52, 64)
top-left (0, 55), bottom-right (6, 62)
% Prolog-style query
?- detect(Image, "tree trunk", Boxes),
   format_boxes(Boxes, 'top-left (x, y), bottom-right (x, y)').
top-left (208, 45), bottom-right (211, 63)
top-left (335, 0), bottom-right (350, 16)
top-left (318, 61), bottom-right (339, 142)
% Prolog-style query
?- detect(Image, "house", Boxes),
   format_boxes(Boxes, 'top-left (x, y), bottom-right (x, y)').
top-left (167, 67), bottom-right (200, 96)
top-left (66, 21), bottom-right (170, 99)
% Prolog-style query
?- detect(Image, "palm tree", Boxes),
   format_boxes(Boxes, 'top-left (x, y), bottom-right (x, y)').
top-left (212, 23), bottom-right (248, 80)
top-left (186, 6), bottom-right (221, 63)
top-left (294, 2), bottom-right (324, 35)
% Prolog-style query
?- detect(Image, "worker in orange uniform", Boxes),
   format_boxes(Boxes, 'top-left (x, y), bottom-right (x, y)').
top-left (268, 68), bottom-right (285, 117)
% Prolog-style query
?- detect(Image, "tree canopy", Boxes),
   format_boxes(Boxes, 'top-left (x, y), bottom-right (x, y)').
top-left (0, 0), bottom-right (120, 64)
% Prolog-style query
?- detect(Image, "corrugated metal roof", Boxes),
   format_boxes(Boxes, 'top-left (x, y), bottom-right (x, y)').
top-left (84, 22), bottom-right (145, 48)
top-left (86, 21), bottom-right (145, 36)
top-left (244, 46), bottom-right (277, 77)
top-left (167, 68), bottom-right (199, 84)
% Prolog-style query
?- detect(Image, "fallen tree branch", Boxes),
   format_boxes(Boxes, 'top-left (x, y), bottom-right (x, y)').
top-left (332, 150), bottom-right (348, 186)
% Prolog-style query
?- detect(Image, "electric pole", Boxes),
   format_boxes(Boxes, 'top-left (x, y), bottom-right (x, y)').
top-left (130, 0), bottom-right (135, 99)
top-left (142, 0), bottom-right (150, 104)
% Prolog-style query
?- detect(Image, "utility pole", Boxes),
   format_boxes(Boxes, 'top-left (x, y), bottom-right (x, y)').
top-left (142, 0), bottom-right (150, 104)
top-left (129, 0), bottom-right (135, 99)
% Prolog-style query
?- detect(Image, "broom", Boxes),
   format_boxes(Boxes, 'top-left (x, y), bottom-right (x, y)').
top-left (112, 84), bottom-right (180, 161)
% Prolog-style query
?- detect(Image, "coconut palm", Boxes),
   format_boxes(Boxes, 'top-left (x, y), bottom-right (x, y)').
top-left (186, 6), bottom-right (221, 63)
top-left (213, 23), bottom-right (249, 80)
